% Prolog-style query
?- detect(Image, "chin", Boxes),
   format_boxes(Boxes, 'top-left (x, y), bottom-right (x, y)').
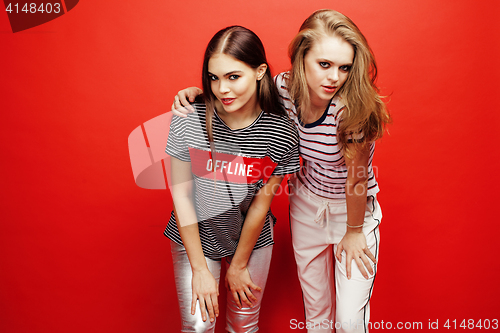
top-left (222, 106), bottom-right (238, 113)
top-left (313, 91), bottom-right (331, 101)
top-left (318, 94), bottom-right (334, 103)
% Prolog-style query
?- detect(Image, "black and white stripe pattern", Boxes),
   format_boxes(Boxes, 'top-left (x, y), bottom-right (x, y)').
top-left (275, 72), bottom-right (379, 199)
top-left (165, 103), bottom-right (300, 260)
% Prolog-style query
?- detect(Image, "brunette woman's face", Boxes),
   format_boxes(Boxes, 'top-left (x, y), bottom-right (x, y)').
top-left (208, 53), bottom-right (266, 115)
top-left (303, 34), bottom-right (354, 109)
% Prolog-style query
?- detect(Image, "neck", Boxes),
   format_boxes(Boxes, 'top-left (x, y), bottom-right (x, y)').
top-left (309, 94), bottom-right (330, 114)
top-left (301, 98), bottom-right (329, 124)
top-left (215, 101), bottom-right (262, 130)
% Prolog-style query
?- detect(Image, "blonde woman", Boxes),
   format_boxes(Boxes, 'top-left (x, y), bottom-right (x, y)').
top-left (172, 10), bottom-right (391, 332)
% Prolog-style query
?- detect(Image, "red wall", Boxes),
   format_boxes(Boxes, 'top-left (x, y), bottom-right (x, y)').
top-left (1, 0), bottom-right (499, 332)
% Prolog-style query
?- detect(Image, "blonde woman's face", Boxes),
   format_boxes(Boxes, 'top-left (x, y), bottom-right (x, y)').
top-left (304, 35), bottom-right (354, 109)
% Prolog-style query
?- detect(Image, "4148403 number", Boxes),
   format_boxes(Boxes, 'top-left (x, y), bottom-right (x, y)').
top-left (5, 3), bottom-right (62, 14)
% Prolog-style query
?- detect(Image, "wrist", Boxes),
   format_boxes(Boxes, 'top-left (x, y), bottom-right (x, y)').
top-left (346, 222), bottom-right (363, 233)
top-left (191, 263), bottom-right (209, 273)
top-left (228, 261), bottom-right (247, 271)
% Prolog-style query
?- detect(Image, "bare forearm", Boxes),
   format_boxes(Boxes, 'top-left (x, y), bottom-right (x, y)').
top-left (344, 144), bottom-right (371, 232)
top-left (170, 157), bottom-right (207, 271)
top-left (230, 175), bottom-right (284, 269)
top-left (173, 203), bottom-right (208, 272)
top-left (230, 209), bottom-right (267, 269)
top-left (345, 179), bottom-right (367, 233)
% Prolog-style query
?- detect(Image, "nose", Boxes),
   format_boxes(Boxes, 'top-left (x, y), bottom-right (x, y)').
top-left (218, 80), bottom-right (230, 94)
top-left (328, 68), bottom-right (339, 83)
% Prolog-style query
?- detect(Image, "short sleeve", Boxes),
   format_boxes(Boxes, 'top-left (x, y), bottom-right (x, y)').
top-left (165, 116), bottom-right (191, 162)
top-left (274, 72), bottom-right (297, 121)
top-left (271, 120), bottom-right (301, 176)
top-left (337, 108), bottom-right (365, 143)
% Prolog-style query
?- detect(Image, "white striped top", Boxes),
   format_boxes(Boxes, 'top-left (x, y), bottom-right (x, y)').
top-left (275, 72), bottom-right (379, 199)
top-left (164, 103), bottom-right (300, 260)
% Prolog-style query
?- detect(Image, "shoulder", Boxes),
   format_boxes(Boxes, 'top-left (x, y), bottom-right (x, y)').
top-left (176, 103), bottom-right (206, 122)
top-left (274, 71), bottom-right (296, 119)
top-left (171, 103), bottom-right (207, 132)
top-left (274, 71), bottom-right (290, 91)
top-left (329, 96), bottom-right (347, 121)
top-left (260, 112), bottom-right (299, 144)
top-left (259, 112), bottom-right (300, 171)
top-left (187, 102), bottom-right (207, 118)
top-left (261, 111), bottom-right (295, 127)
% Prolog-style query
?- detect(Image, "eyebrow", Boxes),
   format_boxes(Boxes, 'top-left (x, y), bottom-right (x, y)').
top-left (319, 58), bottom-right (353, 66)
top-left (208, 70), bottom-right (244, 77)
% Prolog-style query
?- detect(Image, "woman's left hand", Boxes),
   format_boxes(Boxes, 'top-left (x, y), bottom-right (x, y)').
top-left (225, 265), bottom-right (262, 308)
top-left (335, 231), bottom-right (377, 280)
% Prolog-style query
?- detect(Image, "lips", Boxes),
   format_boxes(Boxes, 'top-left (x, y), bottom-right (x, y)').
top-left (322, 86), bottom-right (337, 94)
top-left (221, 98), bottom-right (235, 105)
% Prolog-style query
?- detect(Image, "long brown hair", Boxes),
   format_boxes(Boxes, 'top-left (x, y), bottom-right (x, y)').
top-left (288, 9), bottom-right (391, 158)
top-left (202, 26), bottom-right (285, 145)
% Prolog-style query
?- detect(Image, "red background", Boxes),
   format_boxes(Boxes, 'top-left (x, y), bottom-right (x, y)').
top-left (1, 0), bottom-right (500, 332)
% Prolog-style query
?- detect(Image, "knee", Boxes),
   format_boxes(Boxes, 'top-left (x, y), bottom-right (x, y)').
top-left (180, 314), bottom-right (215, 333)
top-left (226, 306), bottom-right (260, 333)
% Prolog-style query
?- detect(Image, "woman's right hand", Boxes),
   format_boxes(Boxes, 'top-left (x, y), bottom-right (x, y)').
top-left (191, 268), bottom-right (219, 322)
top-left (171, 87), bottom-right (203, 117)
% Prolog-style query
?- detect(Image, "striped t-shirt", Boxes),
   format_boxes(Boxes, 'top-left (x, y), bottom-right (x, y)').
top-left (164, 103), bottom-right (300, 260)
top-left (275, 72), bottom-right (379, 199)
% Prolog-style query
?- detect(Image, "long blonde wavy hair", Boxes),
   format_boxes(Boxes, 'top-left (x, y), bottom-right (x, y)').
top-left (288, 9), bottom-right (391, 158)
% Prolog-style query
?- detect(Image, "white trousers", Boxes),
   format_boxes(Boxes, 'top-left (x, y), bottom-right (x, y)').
top-left (288, 176), bottom-right (382, 333)
top-left (170, 241), bottom-right (273, 333)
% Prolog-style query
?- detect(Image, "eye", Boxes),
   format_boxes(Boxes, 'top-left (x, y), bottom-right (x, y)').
top-left (209, 74), bottom-right (218, 81)
top-left (319, 62), bottom-right (330, 68)
top-left (339, 65), bottom-right (351, 72)
top-left (228, 74), bottom-right (240, 80)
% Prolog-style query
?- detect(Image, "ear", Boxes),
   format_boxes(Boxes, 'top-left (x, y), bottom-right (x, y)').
top-left (256, 63), bottom-right (268, 81)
